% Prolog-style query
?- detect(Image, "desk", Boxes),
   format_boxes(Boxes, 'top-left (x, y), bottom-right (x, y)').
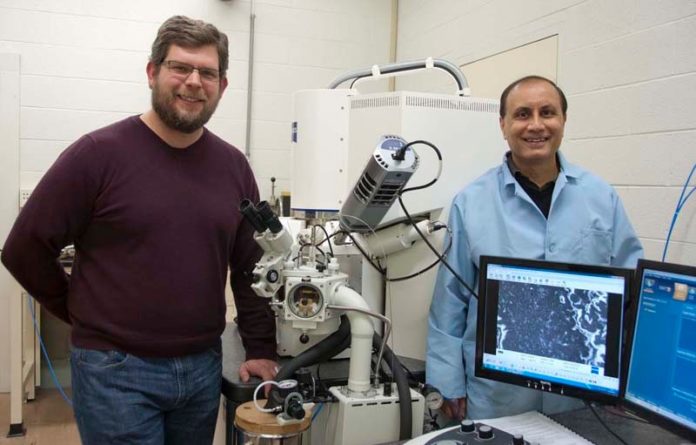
top-left (551, 406), bottom-right (690, 444)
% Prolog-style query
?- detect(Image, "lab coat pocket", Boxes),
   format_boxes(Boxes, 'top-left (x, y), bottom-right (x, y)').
top-left (579, 228), bottom-right (611, 264)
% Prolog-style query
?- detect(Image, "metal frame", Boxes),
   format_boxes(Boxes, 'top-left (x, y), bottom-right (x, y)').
top-left (8, 292), bottom-right (40, 437)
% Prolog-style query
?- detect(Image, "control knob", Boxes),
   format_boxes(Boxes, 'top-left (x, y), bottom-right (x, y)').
top-left (459, 419), bottom-right (475, 433)
top-left (478, 424), bottom-right (494, 440)
top-left (512, 433), bottom-right (525, 445)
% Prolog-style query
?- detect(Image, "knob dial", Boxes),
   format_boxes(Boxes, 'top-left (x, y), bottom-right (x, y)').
top-left (459, 419), bottom-right (475, 433)
top-left (478, 424), bottom-right (494, 440)
top-left (266, 270), bottom-right (279, 283)
top-left (512, 433), bottom-right (525, 445)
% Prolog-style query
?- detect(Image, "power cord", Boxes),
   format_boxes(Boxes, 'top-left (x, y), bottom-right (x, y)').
top-left (395, 140), bottom-right (479, 299)
top-left (602, 405), bottom-right (648, 424)
top-left (662, 163), bottom-right (695, 262)
top-left (26, 296), bottom-right (73, 407)
top-left (313, 224), bottom-right (335, 257)
top-left (587, 402), bottom-right (629, 445)
top-left (312, 402), bottom-right (324, 421)
top-left (386, 225), bottom-right (452, 282)
top-left (336, 229), bottom-right (386, 274)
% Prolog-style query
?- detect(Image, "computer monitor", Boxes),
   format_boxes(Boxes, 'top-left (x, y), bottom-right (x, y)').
top-left (475, 256), bottom-right (632, 403)
top-left (621, 259), bottom-right (696, 440)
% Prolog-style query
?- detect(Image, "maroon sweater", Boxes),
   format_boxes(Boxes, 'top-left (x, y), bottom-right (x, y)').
top-left (1, 116), bottom-right (276, 359)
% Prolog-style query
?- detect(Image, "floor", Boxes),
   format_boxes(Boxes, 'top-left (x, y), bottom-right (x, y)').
top-left (0, 389), bottom-right (80, 445)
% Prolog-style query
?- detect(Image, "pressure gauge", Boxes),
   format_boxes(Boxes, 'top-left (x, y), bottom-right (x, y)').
top-left (277, 379), bottom-right (299, 394)
top-left (422, 384), bottom-right (444, 410)
top-left (288, 284), bottom-right (323, 318)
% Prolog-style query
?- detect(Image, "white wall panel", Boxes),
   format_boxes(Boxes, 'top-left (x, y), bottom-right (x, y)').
top-left (253, 62), bottom-right (341, 93)
top-left (631, 74), bottom-right (696, 133)
top-left (251, 92), bottom-right (291, 122)
top-left (287, 38), bottom-right (366, 69)
top-left (0, 52), bottom-right (20, 392)
top-left (253, 4), bottom-right (371, 42)
top-left (633, 0), bottom-right (696, 30)
top-left (563, 25), bottom-right (675, 94)
top-left (565, 88), bottom-right (633, 138)
top-left (250, 149), bottom-right (292, 181)
top-left (618, 186), bottom-right (692, 239)
top-left (0, 42), bottom-right (147, 82)
top-left (0, 8), bottom-right (155, 51)
top-left (563, 131), bottom-right (696, 186)
top-left (643, 239), bottom-right (696, 264)
top-left (21, 76), bottom-right (148, 113)
top-left (251, 120), bottom-right (290, 150)
top-left (223, 30), bottom-right (251, 62)
top-left (253, 33), bottom-right (291, 64)
top-left (20, 139), bottom-right (71, 173)
top-left (674, 15), bottom-right (696, 74)
top-left (0, 0), bottom-right (171, 23)
top-left (226, 61), bottom-right (250, 90)
top-left (561, 0), bottom-right (635, 52)
top-left (20, 108), bottom-right (130, 142)
top-left (206, 117), bottom-right (246, 148)
top-left (215, 90), bottom-right (247, 121)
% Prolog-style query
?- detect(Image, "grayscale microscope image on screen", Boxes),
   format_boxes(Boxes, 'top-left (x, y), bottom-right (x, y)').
top-left (496, 281), bottom-right (608, 369)
top-left (477, 259), bottom-right (627, 399)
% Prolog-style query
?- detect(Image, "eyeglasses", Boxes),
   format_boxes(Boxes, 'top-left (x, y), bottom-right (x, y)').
top-left (163, 60), bottom-right (221, 82)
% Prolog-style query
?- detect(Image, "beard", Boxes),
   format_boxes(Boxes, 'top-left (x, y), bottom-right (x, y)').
top-left (151, 81), bottom-right (220, 134)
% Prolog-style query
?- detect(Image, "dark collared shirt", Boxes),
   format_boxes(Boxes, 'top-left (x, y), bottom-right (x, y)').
top-left (505, 152), bottom-right (558, 218)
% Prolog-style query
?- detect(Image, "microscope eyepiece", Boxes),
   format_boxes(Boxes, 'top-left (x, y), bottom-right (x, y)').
top-left (256, 200), bottom-right (283, 234)
top-left (239, 199), bottom-right (267, 232)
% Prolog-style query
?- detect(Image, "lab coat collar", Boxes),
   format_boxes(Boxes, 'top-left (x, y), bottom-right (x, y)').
top-left (502, 150), bottom-right (579, 187)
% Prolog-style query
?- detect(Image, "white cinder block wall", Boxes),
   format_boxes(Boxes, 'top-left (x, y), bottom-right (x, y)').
top-left (0, 0), bottom-right (392, 392)
top-left (396, 0), bottom-right (696, 265)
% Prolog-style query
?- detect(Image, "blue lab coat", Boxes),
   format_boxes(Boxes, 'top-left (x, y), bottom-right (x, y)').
top-left (426, 152), bottom-right (644, 419)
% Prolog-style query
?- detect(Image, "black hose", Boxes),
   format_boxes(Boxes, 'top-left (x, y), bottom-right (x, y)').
top-left (374, 332), bottom-right (412, 440)
top-left (266, 316), bottom-right (352, 409)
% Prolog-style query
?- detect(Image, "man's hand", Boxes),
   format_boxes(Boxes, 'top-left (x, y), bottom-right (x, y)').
top-left (239, 358), bottom-right (279, 382)
top-left (440, 397), bottom-right (467, 421)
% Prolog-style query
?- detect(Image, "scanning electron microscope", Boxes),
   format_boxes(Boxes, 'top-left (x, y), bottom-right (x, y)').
top-left (239, 135), bottom-right (429, 445)
top-left (233, 58), bottom-right (505, 444)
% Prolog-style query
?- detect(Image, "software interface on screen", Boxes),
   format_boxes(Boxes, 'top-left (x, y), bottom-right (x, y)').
top-left (481, 263), bottom-right (626, 396)
top-left (625, 267), bottom-right (696, 431)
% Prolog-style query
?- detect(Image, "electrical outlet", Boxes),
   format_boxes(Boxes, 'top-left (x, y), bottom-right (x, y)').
top-left (19, 188), bottom-right (34, 209)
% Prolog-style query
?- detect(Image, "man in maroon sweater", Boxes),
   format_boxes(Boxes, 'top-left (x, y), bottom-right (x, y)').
top-left (1, 15), bottom-right (277, 444)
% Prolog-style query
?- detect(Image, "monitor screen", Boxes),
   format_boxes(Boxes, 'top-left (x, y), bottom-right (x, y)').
top-left (622, 259), bottom-right (696, 439)
top-left (475, 256), bottom-right (631, 403)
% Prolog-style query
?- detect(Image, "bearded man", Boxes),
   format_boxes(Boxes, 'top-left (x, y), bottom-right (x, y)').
top-left (1, 15), bottom-right (278, 445)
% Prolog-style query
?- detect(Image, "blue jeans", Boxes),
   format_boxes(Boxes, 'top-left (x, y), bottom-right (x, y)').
top-left (70, 345), bottom-right (222, 445)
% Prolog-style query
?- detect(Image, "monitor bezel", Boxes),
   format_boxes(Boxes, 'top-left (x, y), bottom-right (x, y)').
top-left (620, 259), bottom-right (696, 441)
top-left (474, 255), bottom-right (633, 405)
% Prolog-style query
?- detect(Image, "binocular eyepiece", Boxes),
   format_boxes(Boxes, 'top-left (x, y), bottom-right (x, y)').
top-left (240, 199), bottom-right (283, 234)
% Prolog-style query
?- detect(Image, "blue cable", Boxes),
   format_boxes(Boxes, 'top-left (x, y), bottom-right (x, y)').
top-left (662, 163), bottom-right (696, 262)
top-left (26, 296), bottom-right (73, 407)
top-left (312, 403), bottom-right (324, 422)
top-left (682, 186), bottom-right (696, 208)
